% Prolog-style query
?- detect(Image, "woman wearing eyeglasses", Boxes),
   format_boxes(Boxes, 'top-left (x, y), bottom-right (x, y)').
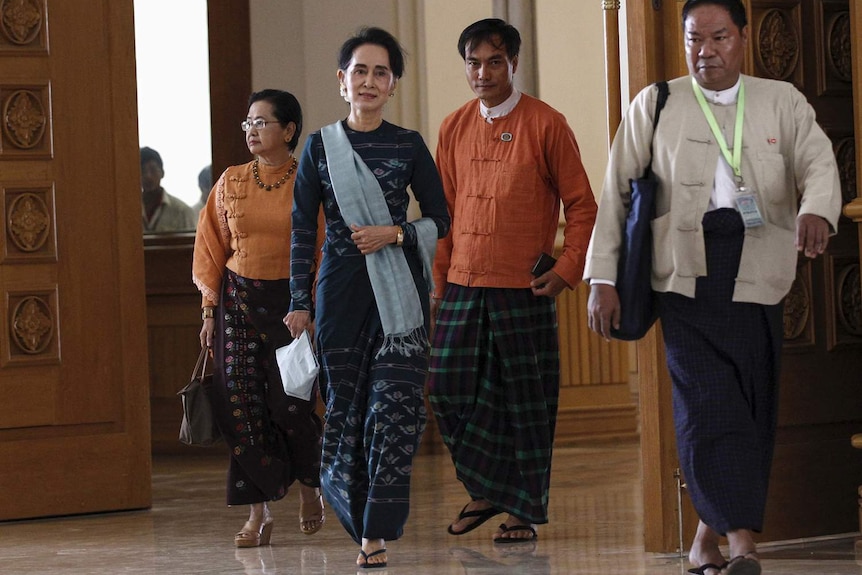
top-left (192, 89), bottom-right (326, 548)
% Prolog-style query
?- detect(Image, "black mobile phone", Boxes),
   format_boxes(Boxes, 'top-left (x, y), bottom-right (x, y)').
top-left (531, 252), bottom-right (557, 277)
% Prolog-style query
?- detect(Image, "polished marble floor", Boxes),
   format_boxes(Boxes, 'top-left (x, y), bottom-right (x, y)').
top-left (1, 443), bottom-right (860, 574)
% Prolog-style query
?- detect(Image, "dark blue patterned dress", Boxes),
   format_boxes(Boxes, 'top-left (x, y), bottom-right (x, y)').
top-left (290, 120), bottom-right (450, 544)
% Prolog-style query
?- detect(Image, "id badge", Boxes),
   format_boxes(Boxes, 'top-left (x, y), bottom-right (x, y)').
top-left (735, 187), bottom-right (764, 228)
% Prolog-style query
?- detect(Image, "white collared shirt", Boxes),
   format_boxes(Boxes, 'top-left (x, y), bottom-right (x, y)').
top-left (700, 77), bottom-right (742, 211)
top-left (479, 89), bottom-right (522, 123)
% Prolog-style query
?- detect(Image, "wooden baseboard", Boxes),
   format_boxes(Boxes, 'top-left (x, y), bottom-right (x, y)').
top-left (554, 403), bottom-right (640, 446)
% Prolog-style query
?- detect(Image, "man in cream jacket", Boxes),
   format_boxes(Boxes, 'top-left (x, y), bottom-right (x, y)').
top-left (584, 1), bottom-right (841, 574)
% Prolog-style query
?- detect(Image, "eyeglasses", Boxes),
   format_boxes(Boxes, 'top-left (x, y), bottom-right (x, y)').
top-left (241, 118), bottom-right (279, 132)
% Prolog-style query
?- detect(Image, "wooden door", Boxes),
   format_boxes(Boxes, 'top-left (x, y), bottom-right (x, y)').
top-left (630, 0), bottom-right (862, 551)
top-left (0, 0), bottom-right (151, 520)
top-left (750, 0), bottom-right (861, 541)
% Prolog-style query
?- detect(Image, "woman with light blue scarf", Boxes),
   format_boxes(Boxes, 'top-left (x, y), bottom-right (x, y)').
top-left (285, 27), bottom-right (450, 570)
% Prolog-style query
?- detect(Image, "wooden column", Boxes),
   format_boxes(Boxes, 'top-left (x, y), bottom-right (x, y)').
top-left (603, 0), bottom-right (622, 145)
top-left (846, 14), bottom-right (862, 524)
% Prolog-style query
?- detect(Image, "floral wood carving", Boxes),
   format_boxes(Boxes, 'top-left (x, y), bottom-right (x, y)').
top-left (835, 137), bottom-right (856, 207)
top-left (11, 295), bottom-right (53, 354)
top-left (828, 12), bottom-right (852, 83)
top-left (3, 89), bottom-right (45, 149)
top-left (783, 270), bottom-right (809, 340)
top-left (8, 192), bottom-right (49, 252)
top-left (837, 264), bottom-right (862, 336)
top-left (757, 9), bottom-right (798, 81)
top-left (0, 0), bottom-right (41, 46)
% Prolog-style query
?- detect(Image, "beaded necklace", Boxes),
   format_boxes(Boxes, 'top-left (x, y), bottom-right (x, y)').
top-left (253, 156), bottom-right (297, 190)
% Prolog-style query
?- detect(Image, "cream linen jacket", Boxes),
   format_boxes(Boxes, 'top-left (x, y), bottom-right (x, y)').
top-left (583, 74), bottom-right (841, 305)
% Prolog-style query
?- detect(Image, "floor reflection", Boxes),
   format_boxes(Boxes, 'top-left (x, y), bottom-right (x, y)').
top-left (0, 443), bottom-right (859, 574)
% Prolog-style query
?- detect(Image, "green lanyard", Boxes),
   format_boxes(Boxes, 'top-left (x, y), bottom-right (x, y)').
top-left (691, 76), bottom-right (745, 183)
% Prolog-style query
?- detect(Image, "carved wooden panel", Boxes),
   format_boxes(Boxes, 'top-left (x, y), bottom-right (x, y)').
top-left (816, 1), bottom-right (852, 96)
top-left (0, 84), bottom-right (52, 158)
top-left (3, 285), bottom-right (59, 367)
top-left (783, 259), bottom-right (815, 350)
top-left (825, 254), bottom-right (862, 350)
top-left (834, 136), bottom-right (857, 208)
top-left (0, 0), bottom-right (151, 521)
top-left (751, 2), bottom-right (803, 86)
top-left (0, 0), bottom-right (48, 54)
top-left (1, 182), bottom-right (56, 263)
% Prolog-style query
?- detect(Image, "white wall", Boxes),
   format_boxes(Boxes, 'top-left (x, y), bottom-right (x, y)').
top-left (420, 0), bottom-right (492, 154)
top-left (535, 0), bottom-right (608, 196)
top-left (248, 0), bottom-right (614, 197)
top-left (250, 0), bottom-right (404, 155)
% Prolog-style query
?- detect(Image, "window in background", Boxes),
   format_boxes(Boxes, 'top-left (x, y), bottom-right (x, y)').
top-left (134, 0), bottom-right (211, 209)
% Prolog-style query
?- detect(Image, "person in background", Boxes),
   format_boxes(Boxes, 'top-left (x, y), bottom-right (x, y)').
top-left (285, 27), bottom-right (450, 570)
top-left (192, 164), bottom-right (212, 213)
top-left (140, 146), bottom-right (197, 232)
top-left (428, 18), bottom-right (597, 544)
top-left (584, 1), bottom-right (841, 573)
top-left (193, 89), bottom-right (326, 549)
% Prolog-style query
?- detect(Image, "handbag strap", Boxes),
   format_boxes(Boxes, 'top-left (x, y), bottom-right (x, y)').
top-left (644, 81), bottom-right (670, 178)
top-left (191, 346), bottom-right (209, 380)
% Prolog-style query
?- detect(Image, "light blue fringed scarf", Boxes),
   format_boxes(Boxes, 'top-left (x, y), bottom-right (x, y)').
top-left (321, 121), bottom-right (438, 358)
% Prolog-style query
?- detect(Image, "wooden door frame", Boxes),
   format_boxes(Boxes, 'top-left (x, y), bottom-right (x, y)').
top-left (207, 2), bottom-right (251, 180)
top-left (845, 0), bottom-right (862, 228)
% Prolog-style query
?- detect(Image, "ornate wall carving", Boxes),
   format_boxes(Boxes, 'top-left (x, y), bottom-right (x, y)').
top-left (0, 85), bottom-right (52, 157)
top-left (2, 184), bottom-right (56, 262)
top-left (11, 294), bottom-right (52, 353)
top-left (756, 9), bottom-right (799, 81)
top-left (752, 4), bottom-right (802, 86)
top-left (825, 255), bottom-right (862, 349)
top-left (0, 0), bottom-right (55, 368)
top-left (783, 265), bottom-right (812, 342)
top-left (835, 137), bottom-right (856, 207)
top-left (826, 10), bottom-right (851, 82)
top-left (0, 0), bottom-right (46, 53)
top-left (3, 286), bottom-right (59, 365)
top-left (836, 263), bottom-right (861, 336)
top-left (818, 4), bottom-right (852, 95)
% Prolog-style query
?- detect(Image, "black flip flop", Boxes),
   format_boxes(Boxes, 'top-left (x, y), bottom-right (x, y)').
top-left (358, 548), bottom-right (387, 569)
top-left (446, 503), bottom-right (502, 535)
top-left (492, 523), bottom-right (538, 544)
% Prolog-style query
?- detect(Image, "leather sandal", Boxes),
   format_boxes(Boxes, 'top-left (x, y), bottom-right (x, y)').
top-left (299, 494), bottom-right (325, 535)
top-left (234, 518), bottom-right (275, 548)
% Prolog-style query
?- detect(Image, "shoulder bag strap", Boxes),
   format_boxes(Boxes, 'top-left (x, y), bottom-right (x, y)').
top-left (644, 81), bottom-right (670, 178)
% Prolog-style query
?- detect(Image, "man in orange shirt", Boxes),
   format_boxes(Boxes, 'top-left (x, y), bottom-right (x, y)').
top-left (428, 18), bottom-right (597, 543)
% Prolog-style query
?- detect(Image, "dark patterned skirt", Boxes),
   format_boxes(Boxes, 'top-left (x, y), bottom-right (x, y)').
top-left (210, 270), bottom-right (322, 506)
top-left (428, 285), bottom-right (559, 524)
top-left (659, 208), bottom-right (784, 534)
top-left (315, 251), bottom-right (430, 544)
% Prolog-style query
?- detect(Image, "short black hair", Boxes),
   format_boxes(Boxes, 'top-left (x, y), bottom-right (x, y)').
top-left (140, 146), bottom-right (162, 170)
top-left (198, 165), bottom-right (212, 194)
top-left (682, 0), bottom-right (748, 32)
top-left (457, 18), bottom-right (521, 60)
top-left (337, 26), bottom-right (405, 79)
top-left (247, 89), bottom-right (303, 152)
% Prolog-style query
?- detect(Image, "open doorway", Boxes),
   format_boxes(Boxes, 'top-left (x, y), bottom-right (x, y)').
top-left (134, 0), bottom-right (211, 212)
